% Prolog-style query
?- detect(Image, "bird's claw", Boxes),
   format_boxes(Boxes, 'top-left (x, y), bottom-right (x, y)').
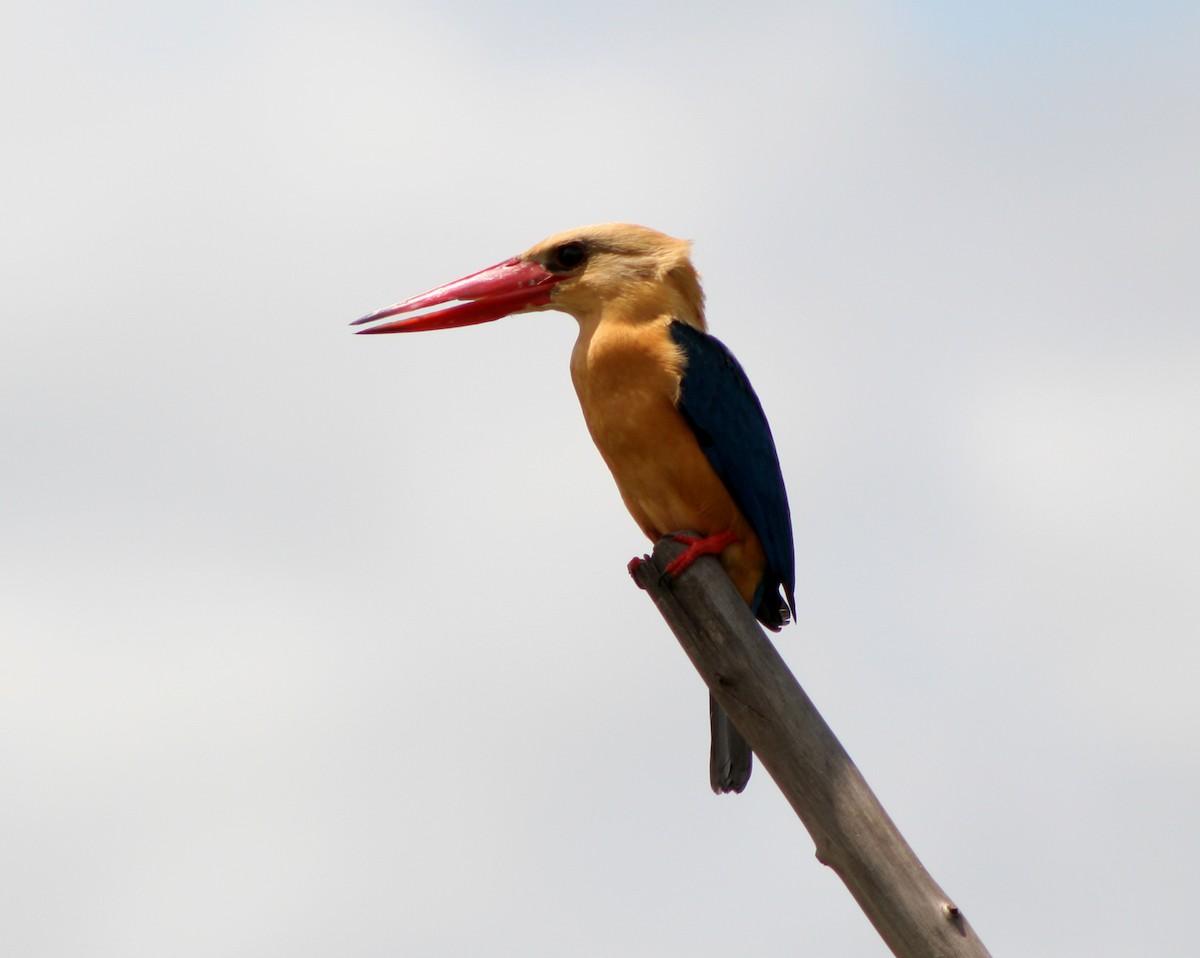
top-left (628, 555), bottom-right (649, 588)
top-left (663, 530), bottom-right (740, 579)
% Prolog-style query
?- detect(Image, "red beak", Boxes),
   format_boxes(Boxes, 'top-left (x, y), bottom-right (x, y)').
top-left (352, 257), bottom-right (562, 334)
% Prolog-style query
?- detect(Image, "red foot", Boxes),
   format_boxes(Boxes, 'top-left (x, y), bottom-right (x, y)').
top-left (663, 530), bottom-right (739, 579)
top-left (628, 555), bottom-right (648, 588)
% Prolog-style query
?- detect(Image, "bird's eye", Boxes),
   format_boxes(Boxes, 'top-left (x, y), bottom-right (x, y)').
top-left (547, 241), bottom-right (587, 273)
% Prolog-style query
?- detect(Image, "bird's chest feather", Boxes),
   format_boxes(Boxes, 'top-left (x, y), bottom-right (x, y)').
top-left (567, 318), bottom-right (765, 598)
top-left (568, 319), bottom-right (736, 535)
top-left (569, 321), bottom-right (685, 460)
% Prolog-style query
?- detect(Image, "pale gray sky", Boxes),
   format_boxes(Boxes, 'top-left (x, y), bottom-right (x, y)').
top-left (3, 2), bottom-right (1198, 956)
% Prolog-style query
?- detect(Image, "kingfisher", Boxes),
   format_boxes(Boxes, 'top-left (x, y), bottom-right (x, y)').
top-left (354, 223), bottom-right (796, 793)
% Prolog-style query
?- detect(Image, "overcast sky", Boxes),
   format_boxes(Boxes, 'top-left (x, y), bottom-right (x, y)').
top-left (3, 2), bottom-right (1198, 956)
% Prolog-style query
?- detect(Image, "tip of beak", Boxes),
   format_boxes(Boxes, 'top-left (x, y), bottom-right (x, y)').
top-left (350, 308), bottom-right (393, 327)
top-left (350, 299), bottom-right (414, 327)
top-left (354, 323), bottom-right (398, 335)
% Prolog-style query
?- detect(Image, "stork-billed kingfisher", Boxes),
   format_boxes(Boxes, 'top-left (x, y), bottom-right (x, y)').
top-left (354, 223), bottom-right (796, 793)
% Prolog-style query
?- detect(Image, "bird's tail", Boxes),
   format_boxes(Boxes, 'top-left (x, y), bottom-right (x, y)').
top-left (709, 694), bottom-right (752, 793)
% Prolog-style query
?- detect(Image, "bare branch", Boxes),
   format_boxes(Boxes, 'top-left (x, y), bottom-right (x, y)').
top-left (631, 536), bottom-right (993, 958)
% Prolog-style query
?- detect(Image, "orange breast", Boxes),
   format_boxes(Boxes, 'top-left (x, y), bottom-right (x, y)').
top-left (570, 317), bottom-right (767, 604)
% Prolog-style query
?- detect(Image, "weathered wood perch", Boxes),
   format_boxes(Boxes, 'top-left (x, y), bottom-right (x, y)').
top-left (632, 534), bottom-right (993, 958)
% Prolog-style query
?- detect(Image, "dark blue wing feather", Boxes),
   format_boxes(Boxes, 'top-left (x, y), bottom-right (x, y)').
top-left (669, 321), bottom-right (796, 629)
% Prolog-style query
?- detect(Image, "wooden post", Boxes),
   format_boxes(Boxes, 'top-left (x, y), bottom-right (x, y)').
top-left (631, 535), bottom-right (993, 958)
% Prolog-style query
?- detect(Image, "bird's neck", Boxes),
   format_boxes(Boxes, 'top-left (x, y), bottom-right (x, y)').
top-left (569, 279), bottom-right (703, 336)
top-left (569, 305), bottom-right (687, 414)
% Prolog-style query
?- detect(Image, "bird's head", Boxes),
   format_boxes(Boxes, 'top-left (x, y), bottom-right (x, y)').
top-left (353, 223), bottom-right (706, 335)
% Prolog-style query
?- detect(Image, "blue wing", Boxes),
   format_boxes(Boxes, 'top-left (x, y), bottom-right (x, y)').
top-left (669, 321), bottom-right (796, 629)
